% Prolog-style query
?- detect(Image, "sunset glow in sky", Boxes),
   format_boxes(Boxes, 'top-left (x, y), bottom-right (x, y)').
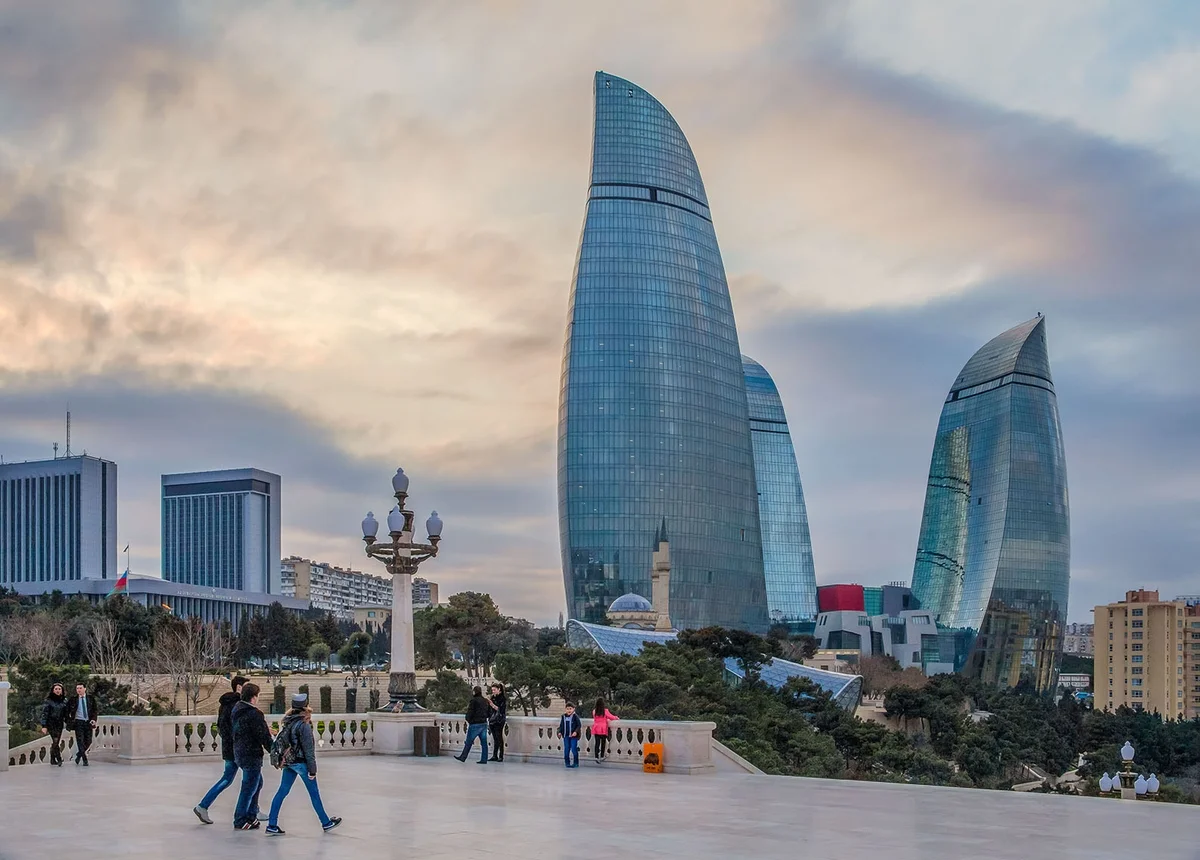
top-left (2, 1), bottom-right (1198, 624)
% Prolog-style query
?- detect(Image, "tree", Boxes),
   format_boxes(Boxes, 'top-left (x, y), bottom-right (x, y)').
top-left (86, 616), bottom-right (128, 677)
top-left (494, 652), bottom-right (553, 716)
top-left (150, 619), bottom-right (232, 715)
top-left (338, 632), bottom-right (372, 682)
top-left (535, 626), bottom-right (566, 655)
top-left (413, 606), bottom-right (452, 670)
top-left (417, 670), bottom-right (473, 713)
top-left (311, 611), bottom-right (346, 653)
top-left (678, 626), bottom-right (781, 684)
top-left (307, 641), bottom-right (332, 672)
top-left (13, 615), bottom-right (67, 663)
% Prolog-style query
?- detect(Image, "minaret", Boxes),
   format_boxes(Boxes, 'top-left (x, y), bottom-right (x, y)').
top-left (651, 519), bottom-right (673, 632)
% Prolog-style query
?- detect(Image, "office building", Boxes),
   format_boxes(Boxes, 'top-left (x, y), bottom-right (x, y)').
top-left (0, 456), bottom-right (118, 593)
top-left (910, 317), bottom-right (1070, 692)
top-left (280, 556), bottom-right (391, 620)
top-left (1064, 622), bottom-right (1095, 656)
top-left (162, 468), bottom-right (281, 593)
top-left (743, 356), bottom-right (818, 625)
top-left (62, 573), bottom-right (308, 632)
top-left (558, 71), bottom-right (768, 633)
top-left (1094, 590), bottom-right (1184, 718)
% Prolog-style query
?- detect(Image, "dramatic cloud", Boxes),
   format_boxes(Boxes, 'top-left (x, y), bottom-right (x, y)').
top-left (1, 0), bottom-right (1196, 622)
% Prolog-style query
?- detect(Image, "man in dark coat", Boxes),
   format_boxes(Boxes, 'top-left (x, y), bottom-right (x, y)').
top-left (67, 683), bottom-right (99, 766)
top-left (488, 683), bottom-right (508, 762)
top-left (192, 675), bottom-right (247, 824)
top-left (454, 687), bottom-right (491, 764)
top-left (230, 682), bottom-right (273, 830)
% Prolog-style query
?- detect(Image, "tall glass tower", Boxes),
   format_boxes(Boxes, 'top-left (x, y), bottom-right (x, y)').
top-left (558, 72), bottom-right (769, 633)
top-left (910, 317), bottom-right (1070, 692)
top-left (742, 356), bottom-right (818, 624)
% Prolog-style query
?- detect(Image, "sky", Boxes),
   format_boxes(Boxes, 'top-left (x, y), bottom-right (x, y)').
top-left (1, 1), bottom-right (1198, 626)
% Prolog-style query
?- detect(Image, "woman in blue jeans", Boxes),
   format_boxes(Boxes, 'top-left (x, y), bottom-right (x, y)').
top-left (266, 695), bottom-right (342, 836)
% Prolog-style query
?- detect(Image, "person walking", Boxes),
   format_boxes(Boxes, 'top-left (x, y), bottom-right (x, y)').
top-left (454, 686), bottom-right (490, 764)
top-left (230, 682), bottom-right (273, 831)
top-left (39, 681), bottom-right (69, 767)
top-left (488, 683), bottom-right (507, 762)
top-left (67, 683), bottom-right (99, 766)
top-left (265, 694), bottom-right (342, 836)
top-left (557, 702), bottom-right (581, 769)
top-left (591, 698), bottom-right (619, 761)
top-left (193, 675), bottom-right (247, 824)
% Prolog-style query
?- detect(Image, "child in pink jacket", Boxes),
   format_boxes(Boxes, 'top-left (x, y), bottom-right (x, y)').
top-left (591, 698), bottom-right (619, 761)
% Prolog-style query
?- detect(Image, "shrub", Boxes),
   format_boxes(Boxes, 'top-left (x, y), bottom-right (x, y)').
top-left (272, 685), bottom-right (286, 714)
top-left (345, 688), bottom-right (357, 713)
top-left (319, 685), bottom-right (332, 714)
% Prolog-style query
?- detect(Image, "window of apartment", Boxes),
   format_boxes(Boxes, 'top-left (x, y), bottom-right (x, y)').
top-left (1109, 633), bottom-right (1114, 640)
top-left (858, 616), bottom-right (869, 626)
top-left (1132, 632), bottom-right (1143, 640)
top-left (1131, 679), bottom-right (1142, 687)
top-left (1132, 609), bottom-right (1144, 616)
top-left (1132, 656), bottom-right (1144, 663)
top-left (1132, 644), bottom-right (1143, 652)
top-left (1132, 691), bottom-right (1143, 698)
top-left (1132, 620), bottom-right (1144, 628)
top-left (1132, 668), bottom-right (1143, 675)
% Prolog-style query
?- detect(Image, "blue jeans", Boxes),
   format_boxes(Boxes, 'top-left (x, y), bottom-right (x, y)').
top-left (459, 724), bottom-right (488, 762)
top-left (563, 736), bottom-right (579, 767)
top-left (198, 759), bottom-right (239, 810)
top-left (268, 763), bottom-right (331, 828)
top-left (232, 764), bottom-right (263, 828)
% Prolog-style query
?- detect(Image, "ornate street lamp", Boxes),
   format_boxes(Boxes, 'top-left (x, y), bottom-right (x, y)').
top-left (1100, 741), bottom-right (1159, 800)
top-left (361, 467), bottom-right (443, 712)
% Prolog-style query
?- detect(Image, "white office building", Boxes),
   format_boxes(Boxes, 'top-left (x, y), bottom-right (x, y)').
top-left (0, 456), bottom-right (119, 593)
top-left (162, 468), bottom-right (282, 594)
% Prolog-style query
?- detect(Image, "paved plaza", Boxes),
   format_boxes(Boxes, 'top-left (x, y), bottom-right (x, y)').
top-left (1, 757), bottom-right (1198, 859)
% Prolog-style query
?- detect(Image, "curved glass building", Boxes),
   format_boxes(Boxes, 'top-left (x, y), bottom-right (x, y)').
top-left (910, 316), bottom-right (1070, 692)
top-left (743, 356), bottom-right (818, 624)
top-left (558, 71), bottom-right (769, 633)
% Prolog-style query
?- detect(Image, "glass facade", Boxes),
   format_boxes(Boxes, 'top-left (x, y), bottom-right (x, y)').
top-left (743, 356), bottom-right (818, 624)
top-left (558, 72), bottom-right (769, 633)
top-left (911, 317), bottom-right (1070, 692)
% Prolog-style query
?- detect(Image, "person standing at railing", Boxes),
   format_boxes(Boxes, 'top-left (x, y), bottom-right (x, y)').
top-left (591, 698), bottom-right (619, 762)
top-left (193, 675), bottom-right (248, 825)
top-left (557, 702), bottom-right (582, 769)
top-left (66, 683), bottom-right (99, 766)
top-left (39, 681), bottom-right (69, 767)
top-left (230, 682), bottom-right (273, 831)
top-left (454, 686), bottom-right (491, 764)
top-left (488, 683), bottom-right (507, 762)
top-left (265, 694), bottom-right (342, 836)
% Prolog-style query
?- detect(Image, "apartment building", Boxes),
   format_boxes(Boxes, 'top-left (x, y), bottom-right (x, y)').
top-left (1064, 622), bottom-right (1095, 656)
top-left (280, 556), bottom-right (390, 619)
top-left (1094, 590), bottom-right (1185, 718)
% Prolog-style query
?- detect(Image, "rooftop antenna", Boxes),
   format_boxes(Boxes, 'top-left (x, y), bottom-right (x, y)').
top-left (64, 410), bottom-right (72, 457)
top-left (53, 442), bottom-right (59, 459)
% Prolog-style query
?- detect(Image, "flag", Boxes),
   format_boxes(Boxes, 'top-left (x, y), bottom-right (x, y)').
top-left (123, 544), bottom-right (130, 553)
top-left (161, 603), bottom-right (172, 613)
top-left (106, 569), bottom-right (129, 599)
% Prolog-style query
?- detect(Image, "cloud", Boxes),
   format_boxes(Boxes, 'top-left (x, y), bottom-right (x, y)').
top-left (1, 1), bottom-right (1197, 624)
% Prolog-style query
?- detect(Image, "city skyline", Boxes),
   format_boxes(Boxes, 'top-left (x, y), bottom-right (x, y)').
top-left (1, 3), bottom-right (1198, 626)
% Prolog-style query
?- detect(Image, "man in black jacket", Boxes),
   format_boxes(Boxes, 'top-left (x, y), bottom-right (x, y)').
top-left (488, 683), bottom-right (507, 762)
top-left (230, 682), bottom-right (273, 830)
top-left (454, 687), bottom-right (491, 764)
top-left (193, 675), bottom-right (247, 824)
top-left (67, 683), bottom-right (99, 766)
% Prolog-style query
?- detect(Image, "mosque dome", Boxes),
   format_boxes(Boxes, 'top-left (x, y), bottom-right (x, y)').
top-left (608, 593), bottom-right (653, 613)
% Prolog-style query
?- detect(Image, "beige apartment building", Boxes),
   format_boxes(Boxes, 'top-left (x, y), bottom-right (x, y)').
top-left (1094, 590), bottom-right (1185, 718)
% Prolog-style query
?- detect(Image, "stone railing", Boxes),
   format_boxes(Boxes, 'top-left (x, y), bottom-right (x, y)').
top-left (5, 714), bottom-right (372, 769)
top-left (432, 715), bottom-right (716, 774)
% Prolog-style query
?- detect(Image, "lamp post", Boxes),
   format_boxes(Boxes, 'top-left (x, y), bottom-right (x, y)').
top-left (361, 467), bottom-right (443, 712)
top-left (1099, 741), bottom-right (1159, 801)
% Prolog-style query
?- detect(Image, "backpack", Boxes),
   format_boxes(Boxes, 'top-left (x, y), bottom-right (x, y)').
top-left (269, 722), bottom-right (297, 770)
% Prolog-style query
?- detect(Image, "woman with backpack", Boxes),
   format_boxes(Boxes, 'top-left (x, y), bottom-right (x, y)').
top-left (591, 697), bottom-right (619, 761)
top-left (38, 681), bottom-right (69, 767)
top-left (264, 694), bottom-right (341, 836)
